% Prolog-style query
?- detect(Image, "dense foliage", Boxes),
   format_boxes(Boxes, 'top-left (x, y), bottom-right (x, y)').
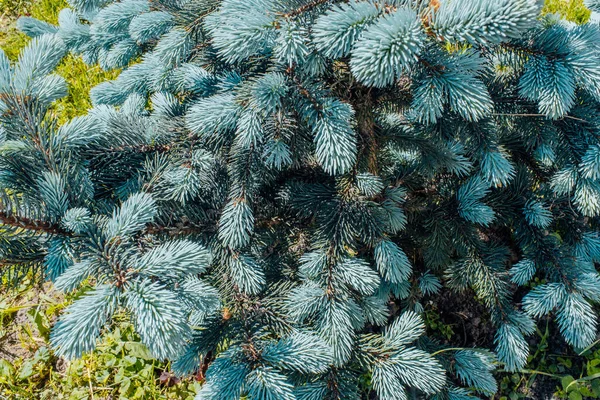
top-left (2, 0), bottom-right (600, 398)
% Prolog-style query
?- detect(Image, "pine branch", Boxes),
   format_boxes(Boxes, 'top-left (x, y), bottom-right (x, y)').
top-left (0, 258), bottom-right (44, 267)
top-left (1, 211), bottom-right (216, 238)
top-left (0, 211), bottom-right (69, 235)
top-left (11, 0), bottom-right (600, 392)
top-left (354, 87), bottom-right (379, 175)
top-left (287, 68), bottom-right (322, 111)
top-left (107, 143), bottom-right (173, 153)
top-left (145, 222), bottom-right (215, 235)
top-left (281, 0), bottom-right (331, 19)
top-left (491, 113), bottom-right (590, 123)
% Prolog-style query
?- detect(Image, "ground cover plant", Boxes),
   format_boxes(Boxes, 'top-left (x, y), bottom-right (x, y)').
top-left (2, 0), bottom-right (600, 398)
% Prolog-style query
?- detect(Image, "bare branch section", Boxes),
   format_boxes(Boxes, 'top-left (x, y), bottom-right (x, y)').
top-left (281, 0), bottom-right (331, 18)
top-left (0, 210), bottom-right (212, 237)
top-left (0, 211), bottom-right (69, 235)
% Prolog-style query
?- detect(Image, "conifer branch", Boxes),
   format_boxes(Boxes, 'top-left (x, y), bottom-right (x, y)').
top-left (145, 222), bottom-right (215, 235)
top-left (109, 143), bottom-right (173, 153)
top-left (492, 113), bottom-right (589, 123)
top-left (287, 68), bottom-right (322, 111)
top-left (7, 0), bottom-right (600, 393)
top-left (0, 211), bottom-right (69, 235)
top-left (281, 0), bottom-right (331, 18)
top-left (354, 88), bottom-right (379, 175)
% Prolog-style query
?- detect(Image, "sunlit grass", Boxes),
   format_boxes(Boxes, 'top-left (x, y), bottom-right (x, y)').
top-left (542, 0), bottom-right (591, 24)
top-left (0, 0), bottom-right (120, 123)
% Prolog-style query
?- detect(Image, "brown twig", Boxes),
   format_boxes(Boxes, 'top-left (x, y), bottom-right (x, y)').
top-left (288, 70), bottom-right (323, 111)
top-left (145, 222), bottom-right (215, 235)
top-left (0, 210), bottom-right (215, 237)
top-left (0, 212), bottom-right (69, 235)
top-left (280, 0), bottom-right (331, 18)
top-left (355, 88), bottom-right (379, 174)
top-left (492, 113), bottom-right (589, 123)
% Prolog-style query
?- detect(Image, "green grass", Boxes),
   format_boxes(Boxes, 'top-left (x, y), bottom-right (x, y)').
top-left (0, 9), bottom-right (28, 61)
top-left (0, 0), bottom-right (120, 123)
top-left (0, 0), bottom-right (60, 61)
top-left (52, 56), bottom-right (120, 123)
top-left (0, 279), bottom-right (199, 399)
top-left (543, 0), bottom-right (592, 24)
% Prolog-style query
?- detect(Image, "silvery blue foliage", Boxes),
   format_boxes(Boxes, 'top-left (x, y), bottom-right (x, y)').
top-left (2, 0), bottom-right (600, 398)
top-left (457, 177), bottom-right (495, 226)
top-left (313, 1), bottom-right (381, 59)
top-left (349, 8), bottom-right (423, 87)
top-left (453, 350), bottom-right (497, 396)
top-left (431, 0), bottom-right (540, 44)
top-left (509, 259), bottom-right (536, 285)
top-left (586, 0), bottom-right (600, 12)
